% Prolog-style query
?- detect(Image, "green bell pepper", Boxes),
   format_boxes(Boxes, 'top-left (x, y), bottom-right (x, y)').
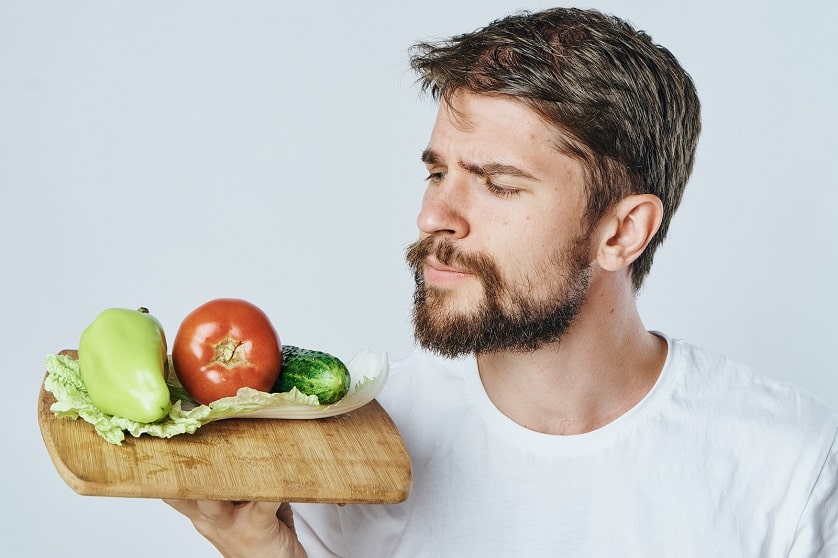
top-left (78, 307), bottom-right (172, 423)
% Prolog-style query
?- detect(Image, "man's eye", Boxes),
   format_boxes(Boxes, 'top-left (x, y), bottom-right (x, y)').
top-left (485, 180), bottom-right (521, 198)
top-left (425, 172), bottom-right (446, 183)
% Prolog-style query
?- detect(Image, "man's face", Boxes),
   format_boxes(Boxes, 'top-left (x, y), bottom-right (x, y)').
top-left (407, 91), bottom-right (595, 357)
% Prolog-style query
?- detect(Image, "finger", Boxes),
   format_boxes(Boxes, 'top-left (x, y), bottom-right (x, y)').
top-left (251, 500), bottom-right (284, 517)
top-left (234, 501), bottom-right (284, 530)
top-left (195, 499), bottom-right (235, 522)
top-left (275, 502), bottom-right (296, 534)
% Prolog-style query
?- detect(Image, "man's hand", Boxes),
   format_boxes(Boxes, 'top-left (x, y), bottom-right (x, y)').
top-left (164, 499), bottom-right (307, 558)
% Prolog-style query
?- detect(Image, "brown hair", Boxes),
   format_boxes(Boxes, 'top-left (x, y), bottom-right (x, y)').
top-left (409, 7), bottom-right (701, 290)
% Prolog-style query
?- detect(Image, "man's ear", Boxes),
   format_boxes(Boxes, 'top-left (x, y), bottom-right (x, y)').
top-left (595, 194), bottom-right (663, 272)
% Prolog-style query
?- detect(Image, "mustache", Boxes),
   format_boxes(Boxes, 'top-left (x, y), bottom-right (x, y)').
top-left (405, 237), bottom-right (502, 292)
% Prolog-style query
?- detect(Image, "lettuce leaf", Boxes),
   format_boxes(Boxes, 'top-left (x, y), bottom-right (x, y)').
top-left (42, 350), bottom-right (388, 445)
top-left (45, 354), bottom-right (217, 444)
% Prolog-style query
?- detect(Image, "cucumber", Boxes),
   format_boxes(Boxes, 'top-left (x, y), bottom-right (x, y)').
top-left (272, 345), bottom-right (350, 405)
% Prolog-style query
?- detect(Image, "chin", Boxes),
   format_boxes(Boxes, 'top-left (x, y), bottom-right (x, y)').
top-left (426, 286), bottom-right (486, 316)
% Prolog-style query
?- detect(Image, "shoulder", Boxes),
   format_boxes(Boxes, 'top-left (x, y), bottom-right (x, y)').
top-left (379, 348), bottom-right (471, 403)
top-left (374, 348), bottom-right (476, 447)
top-left (665, 335), bottom-right (838, 457)
top-left (377, 348), bottom-right (473, 419)
top-left (669, 338), bottom-right (836, 419)
top-left (653, 336), bottom-right (838, 528)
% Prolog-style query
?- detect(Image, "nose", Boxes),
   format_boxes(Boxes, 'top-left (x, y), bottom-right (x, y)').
top-left (416, 176), bottom-right (470, 239)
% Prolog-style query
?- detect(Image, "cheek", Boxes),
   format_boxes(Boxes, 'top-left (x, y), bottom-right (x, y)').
top-left (498, 220), bottom-right (582, 283)
top-left (508, 210), bottom-right (559, 248)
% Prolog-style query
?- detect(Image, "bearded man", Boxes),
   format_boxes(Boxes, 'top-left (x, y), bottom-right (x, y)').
top-left (167, 8), bottom-right (838, 557)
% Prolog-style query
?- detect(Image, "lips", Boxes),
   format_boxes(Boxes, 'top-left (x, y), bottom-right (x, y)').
top-left (425, 255), bottom-right (469, 275)
top-left (406, 236), bottom-right (490, 288)
top-left (423, 255), bottom-right (474, 286)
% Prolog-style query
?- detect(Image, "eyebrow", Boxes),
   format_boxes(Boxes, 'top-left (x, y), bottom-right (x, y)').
top-left (420, 148), bottom-right (537, 180)
top-left (421, 148), bottom-right (439, 165)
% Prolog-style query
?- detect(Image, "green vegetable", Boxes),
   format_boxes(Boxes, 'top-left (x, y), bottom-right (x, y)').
top-left (272, 345), bottom-right (350, 404)
top-left (45, 354), bottom-right (205, 445)
top-left (44, 353), bottom-right (321, 445)
top-left (78, 307), bottom-right (171, 423)
top-left (44, 348), bottom-right (385, 444)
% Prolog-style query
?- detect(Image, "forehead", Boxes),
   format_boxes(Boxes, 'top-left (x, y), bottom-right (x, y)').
top-left (426, 91), bottom-right (585, 185)
top-left (432, 91), bottom-right (549, 140)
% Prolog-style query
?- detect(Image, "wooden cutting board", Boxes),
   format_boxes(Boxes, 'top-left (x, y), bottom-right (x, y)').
top-left (38, 351), bottom-right (412, 503)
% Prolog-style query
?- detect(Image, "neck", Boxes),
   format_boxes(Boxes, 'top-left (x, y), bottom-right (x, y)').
top-left (475, 272), bottom-right (666, 435)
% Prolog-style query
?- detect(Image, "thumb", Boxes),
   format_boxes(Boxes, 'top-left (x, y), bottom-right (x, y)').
top-left (275, 502), bottom-right (297, 535)
top-left (236, 501), bottom-right (285, 530)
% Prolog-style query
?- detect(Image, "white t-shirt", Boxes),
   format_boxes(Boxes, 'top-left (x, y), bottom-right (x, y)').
top-left (293, 334), bottom-right (838, 557)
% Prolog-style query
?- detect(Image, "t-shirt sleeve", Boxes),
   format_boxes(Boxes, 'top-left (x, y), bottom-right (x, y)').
top-left (291, 503), bottom-right (346, 558)
top-left (787, 427), bottom-right (838, 557)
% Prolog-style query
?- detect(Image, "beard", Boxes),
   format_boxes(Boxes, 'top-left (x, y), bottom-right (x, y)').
top-left (405, 234), bottom-right (592, 358)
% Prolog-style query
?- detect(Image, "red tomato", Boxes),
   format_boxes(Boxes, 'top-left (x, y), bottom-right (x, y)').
top-left (172, 298), bottom-right (282, 405)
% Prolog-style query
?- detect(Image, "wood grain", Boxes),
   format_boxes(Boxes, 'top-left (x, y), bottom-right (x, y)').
top-left (38, 351), bottom-right (412, 503)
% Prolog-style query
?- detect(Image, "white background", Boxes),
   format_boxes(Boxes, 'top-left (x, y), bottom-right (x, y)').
top-left (2, 1), bottom-right (836, 555)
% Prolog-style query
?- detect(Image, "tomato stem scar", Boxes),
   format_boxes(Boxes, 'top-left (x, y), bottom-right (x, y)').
top-left (210, 335), bottom-right (249, 368)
